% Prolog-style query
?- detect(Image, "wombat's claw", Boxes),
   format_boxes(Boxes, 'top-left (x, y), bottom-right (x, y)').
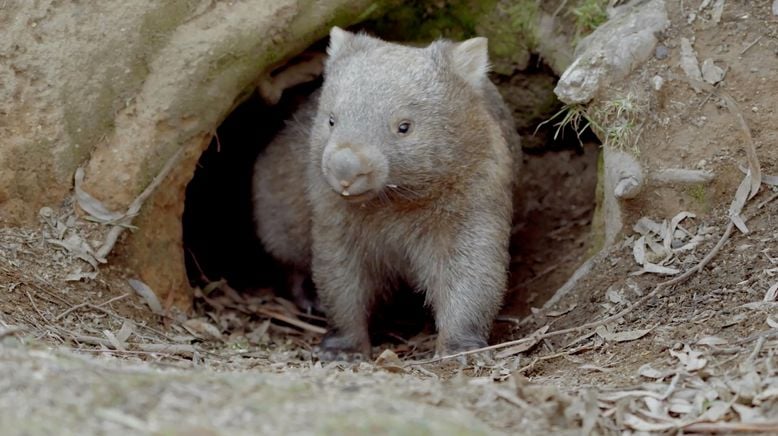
top-left (315, 331), bottom-right (369, 362)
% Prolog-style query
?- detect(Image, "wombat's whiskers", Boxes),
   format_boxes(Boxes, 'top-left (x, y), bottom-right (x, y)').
top-left (385, 184), bottom-right (419, 201)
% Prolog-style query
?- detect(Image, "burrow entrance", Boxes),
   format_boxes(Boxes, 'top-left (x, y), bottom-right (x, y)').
top-left (182, 46), bottom-right (600, 345)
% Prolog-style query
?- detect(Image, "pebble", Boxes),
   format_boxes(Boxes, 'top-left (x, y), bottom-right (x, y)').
top-left (652, 75), bottom-right (664, 91)
top-left (655, 44), bottom-right (669, 60)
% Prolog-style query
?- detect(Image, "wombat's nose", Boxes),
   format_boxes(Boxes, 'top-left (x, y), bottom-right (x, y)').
top-left (325, 147), bottom-right (373, 197)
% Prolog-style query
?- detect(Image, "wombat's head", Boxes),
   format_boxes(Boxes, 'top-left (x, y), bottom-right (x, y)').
top-left (312, 27), bottom-right (494, 203)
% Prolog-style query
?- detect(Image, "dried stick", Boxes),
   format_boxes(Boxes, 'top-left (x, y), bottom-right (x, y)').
top-left (255, 307), bottom-right (326, 335)
top-left (54, 293), bottom-right (129, 321)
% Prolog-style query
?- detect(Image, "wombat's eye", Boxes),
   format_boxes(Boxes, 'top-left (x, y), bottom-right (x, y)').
top-left (397, 120), bottom-right (412, 136)
top-left (328, 114), bottom-right (335, 127)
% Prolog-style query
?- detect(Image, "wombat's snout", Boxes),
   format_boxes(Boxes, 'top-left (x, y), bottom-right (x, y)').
top-left (323, 146), bottom-right (375, 198)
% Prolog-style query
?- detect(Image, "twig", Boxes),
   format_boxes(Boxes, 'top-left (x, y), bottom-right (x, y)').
top-left (255, 307), bottom-right (326, 334)
top-left (757, 191), bottom-right (778, 209)
top-left (24, 290), bottom-right (47, 323)
top-left (54, 293), bottom-right (129, 321)
top-left (186, 248), bottom-right (210, 283)
top-left (740, 35), bottom-right (763, 55)
top-left (516, 342), bottom-right (596, 373)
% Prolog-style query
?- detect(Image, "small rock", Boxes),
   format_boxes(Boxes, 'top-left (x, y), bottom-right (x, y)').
top-left (655, 44), bottom-right (669, 59)
top-left (701, 58), bottom-right (725, 84)
top-left (652, 75), bottom-right (664, 91)
top-left (773, 0), bottom-right (778, 15)
top-left (679, 38), bottom-right (703, 91)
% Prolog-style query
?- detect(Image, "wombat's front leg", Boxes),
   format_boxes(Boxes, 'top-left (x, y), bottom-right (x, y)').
top-left (312, 243), bottom-right (376, 360)
top-left (423, 238), bottom-right (508, 356)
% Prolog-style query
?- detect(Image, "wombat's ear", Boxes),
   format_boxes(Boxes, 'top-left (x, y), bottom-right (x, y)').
top-left (327, 27), bottom-right (353, 58)
top-left (450, 37), bottom-right (490, 89)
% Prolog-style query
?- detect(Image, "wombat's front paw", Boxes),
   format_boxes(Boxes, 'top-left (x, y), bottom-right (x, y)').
top-left (315, 330), bottom-right (370, 362)
top-left (436, 335), bottom-right (488, 357)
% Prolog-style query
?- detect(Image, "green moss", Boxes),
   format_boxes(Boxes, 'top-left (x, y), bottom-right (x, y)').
top-left (686, 184), bottom-right (709, 212)
top-left (480, 1), bottom-right (538, 73)
top-left (366, 0), bottom-right (547, 74)
top-left (572, 0), bottom-right (608, 39)
top-left (366, 0), bottom-right (498, 42)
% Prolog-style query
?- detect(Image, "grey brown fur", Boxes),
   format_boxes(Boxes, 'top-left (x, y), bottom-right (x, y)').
top-left (252, 100), bottom-right (316, 309)
top-left (253, 28), bottom-right (521, 358)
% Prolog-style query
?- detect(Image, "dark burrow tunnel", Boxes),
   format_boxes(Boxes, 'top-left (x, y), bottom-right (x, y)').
top-left (182, 47), bottom-right (601, 345)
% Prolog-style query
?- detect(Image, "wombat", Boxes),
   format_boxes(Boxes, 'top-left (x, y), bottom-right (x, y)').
top-left (252, 99), bottom-right (318, 311)
top-left (253, 27), bottom-right (520, 358)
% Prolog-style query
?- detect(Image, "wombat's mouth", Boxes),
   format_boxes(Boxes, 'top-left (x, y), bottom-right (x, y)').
top-left (338, 190), bottom-right (377, 203)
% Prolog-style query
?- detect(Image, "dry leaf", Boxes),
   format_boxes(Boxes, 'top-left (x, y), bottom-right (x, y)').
top-left (637, 262), bottom-right (681, 275)
top-left (128, 279), bottom-right (164, 315)
top-left (74, 168), bottom-right (125, 223)
top-left (754, 387), bottom-right (778, 404)
top-left (670, 345), bottom-right (707, 371)
top-left (665, 212), bottom-right (695, 251)
top-left (668, 400), bottom-right (694, 415)
top-left (633, 235), bottom-right (647, 265)
top-left (732, 403), bottom-right (762, 422)
top-left (680, 38), bottom-right (703, 91)
top-left (64, 268), bottom-right (98, 282)
top-left (495, 325), bottom-right (549, 359)
top-left (183, 318), bottom-right (223, 341)
top-left (596, 326), bottom-right (652, 343)
top-left (599, 390), bottom-right (666, 401)
top-left (546, 304), bottom-right (576, 317)
top-left (633, 217), bottom-right (664, 235)
top-left (247, 319), bottom-right (271, 344)
top-left (729, 170), bottom-right (752, 234)
top-left (623, 413), bottom-right (676, 431)
top-left (639, 363), bottom-right (668, 379)
top-left (115, 320), bottom-right (135, 343)
top-left (764, 281), bottom-right (778, 302)
top-left (47, 234), bottom-right (102, 267)
top-left (579, 364), bottom-right (613, 373)
top-left (696, 336), bottom-right (728, 346)
top-left (102, 330), bottom-right (126, 351)
top-left (375, 349), bottom-right (405, 373)
top-left (711, 0), bottom-right (725, 24)
top-left (698, 400), bottom-right (731, 421)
